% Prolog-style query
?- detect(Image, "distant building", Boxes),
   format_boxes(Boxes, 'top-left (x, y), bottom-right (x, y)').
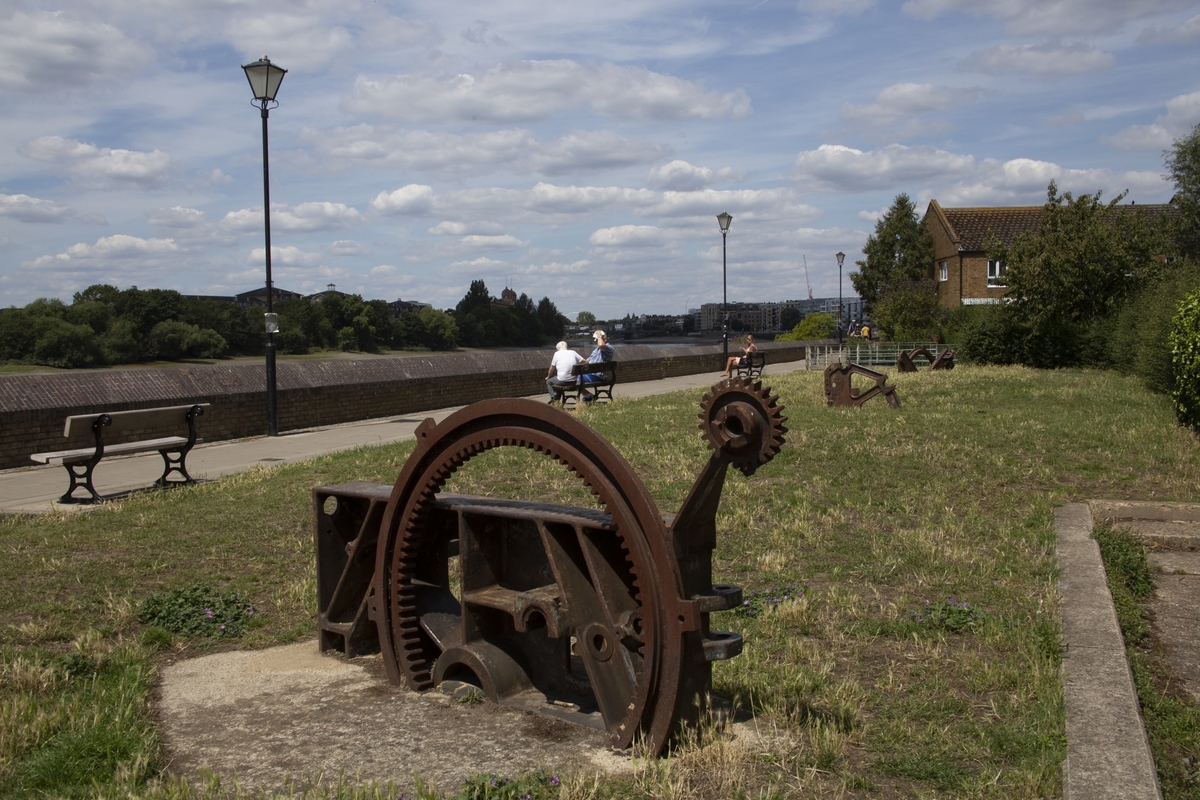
top-left (697, 297), bottom-right (862, 332)
top-left (235, 285), bottom-right (305, 307)
top-left (307, 283), bottom-right (347, 302)
top-left (490, 286), bottom-right (518, 310)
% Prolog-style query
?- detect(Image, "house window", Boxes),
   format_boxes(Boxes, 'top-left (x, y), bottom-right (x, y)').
top-left (939, 260), bottom-right (948, 282)
top-left (987, 259), bottom-right (1006, 286)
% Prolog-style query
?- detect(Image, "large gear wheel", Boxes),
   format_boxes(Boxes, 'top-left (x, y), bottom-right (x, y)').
top-left (370, 399), bottom-right (700, 753)
top-left (698, 377), bottom-right (788, 476)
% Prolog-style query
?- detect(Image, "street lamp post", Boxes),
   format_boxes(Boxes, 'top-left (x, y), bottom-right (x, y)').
top-left (242, 55), bottom-right (287, 437)
top-left (716, 212), bottom-right (733, 362)
top-left (836, 251), bottom-right (845, 345)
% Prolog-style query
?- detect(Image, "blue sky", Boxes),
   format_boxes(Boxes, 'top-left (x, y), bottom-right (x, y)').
top-left (0, 0), bottom-right (1198, 320)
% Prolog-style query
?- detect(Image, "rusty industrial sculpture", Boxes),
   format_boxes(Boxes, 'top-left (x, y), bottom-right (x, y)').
top-left (313, 377), bottom-right (786, 755)
top-left (823, 362), bottom-right (901, 408)
top-left (896, 348), bottom-right (956, 373)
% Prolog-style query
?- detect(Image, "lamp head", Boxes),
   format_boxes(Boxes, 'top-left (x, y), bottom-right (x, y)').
top-left (836, 251), bottom-right (845, 267)
top-left (242, 55), bottom-right (287, 102)
top-left (716, 211), bottom-right (732, 233)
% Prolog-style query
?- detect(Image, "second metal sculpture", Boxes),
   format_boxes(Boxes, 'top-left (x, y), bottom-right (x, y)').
top-left (313, 377), bottom-right (786, 755)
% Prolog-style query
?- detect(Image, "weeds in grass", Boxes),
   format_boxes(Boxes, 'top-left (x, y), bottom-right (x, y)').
top-left (137, 584), bottom-right (258, 638)
top-left (912, 598), bottom-right (989, 633)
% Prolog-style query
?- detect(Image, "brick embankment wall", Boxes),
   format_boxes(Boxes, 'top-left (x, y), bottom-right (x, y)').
top-left (0, 342), bottom-right (809, 471)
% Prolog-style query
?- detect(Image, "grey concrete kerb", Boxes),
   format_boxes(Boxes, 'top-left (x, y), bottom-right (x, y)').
top-left (1056, 503), bottom-right (1162, 800)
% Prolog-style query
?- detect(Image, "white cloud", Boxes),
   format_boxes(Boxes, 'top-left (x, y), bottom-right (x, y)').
top-left (248, 245), bottom-right (323, 268)
top-left (963, 43), bottom-right (1115, 78)
top-left (346, 59), bottom-right (751, 123)
top-left (647, 160), bottom-right (715, 191)
top-left (226, 15), bottom-right (355, 71)
top-left (840, 83), bottom-right (981, 139)
top-left (27, 234), bottom-right (178, 270)
top-left (370, 264), bottom-right (398, 277)
top-left (529, 130), bottom-right (670, 175)
top-left (792, 143), bottom-right (976, 191)
top-left (1139, 12), bottom-right (1200, 42)
top-left (330, 240), bottom-right (369, 256)
top-left (589, 225), bottom-right (667, 248)
top-left (21, 136), bottom-right (172, 188)
top-left (0, 10), bottom-right (147, 92)
top-left (222, 202), bottom-right (362, 232)
top-left (146, 206), bottom-right (207, 229)
top-left (371, 184), bottom-right (435, 215)
top-left (1106, 90), bottom-right (1200, 150)
top-left (428, 220), bottom-right (503, 235)
top-left (903, 0), bottom-right (1196, 36)
top-left (934, 158), bottom-right (1167, 205)
top-left (0, 193), bottom-right (71, 223)
top-left (461, 234), bottom-right (525, 248)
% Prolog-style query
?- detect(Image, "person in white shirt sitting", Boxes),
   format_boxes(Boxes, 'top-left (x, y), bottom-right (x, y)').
top-left (546, 341), bottom-right (584, 404)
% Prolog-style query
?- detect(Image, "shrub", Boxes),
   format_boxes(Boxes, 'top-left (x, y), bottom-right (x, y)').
top-left (953, 305), bottom-right (1025, 365)
top-left (30, 318), bottom-right (103, 368)
top-left (1171, 288), bottom-right (1200, 429)
top-left (1110, 259), bottom-right (1200, 394)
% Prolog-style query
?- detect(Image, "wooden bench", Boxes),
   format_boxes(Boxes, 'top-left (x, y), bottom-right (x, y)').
top-left (30, 404), bottom-right (209, 504)
top-left (560, 362), bottom-right (617, 407)
top-left (734, 352), bottom-right (766, 379)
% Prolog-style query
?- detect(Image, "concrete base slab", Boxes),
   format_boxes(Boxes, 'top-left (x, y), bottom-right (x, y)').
top-left (158, 640), bottom-right (632, 795)
top-left (1147, 551), bottom-right (1200, 705)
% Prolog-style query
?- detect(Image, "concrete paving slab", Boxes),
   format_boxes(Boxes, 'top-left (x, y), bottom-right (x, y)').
top-left (1056, 503), bottom-right (1162, 800)
top-left (158, 640), bottom-right (632, 795)
top-left (1147, 551), bottom-right (1200, 704)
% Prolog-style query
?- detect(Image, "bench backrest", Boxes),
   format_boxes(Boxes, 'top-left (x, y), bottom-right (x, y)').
top-left (573, 362), bottom-right (616, 379)
top-left (63, 403), bottom-right (210, 438)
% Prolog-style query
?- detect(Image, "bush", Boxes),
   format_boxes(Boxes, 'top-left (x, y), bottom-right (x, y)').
top-left (30, 318), bottom-right (103, 368)
top-left (871, 281), bottom-right (944, 341)
top-left (1171, 288), bottom-right (1200, 429)
top-left (952, 305), bottom-right (1025, 365)
top-left (1111, 259), bottom-right (1200, 394)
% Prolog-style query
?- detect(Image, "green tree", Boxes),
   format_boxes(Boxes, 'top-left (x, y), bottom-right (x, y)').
top-left (576, 311), bottom-right (597, 326)
top-left (30, 317), bottom-right (102, 368)
top-left (991, 180), bottom-right (1168, 367)
top-left (777, 312), bottom-right (835, 341)
top-left (536, 296), bottom-right (566, 341)
top-left (870, 281), bottom-right (944, 341)
top-left (1166, 121), bottom-right (1200, 258)
top-left (851, 193), bottom-right (934, 309)
top-left (779, 307), bottom-right (802, 332)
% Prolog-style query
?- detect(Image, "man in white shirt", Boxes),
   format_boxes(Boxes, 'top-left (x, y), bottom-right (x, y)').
top-left (546, 341), bottom-right (583, 404)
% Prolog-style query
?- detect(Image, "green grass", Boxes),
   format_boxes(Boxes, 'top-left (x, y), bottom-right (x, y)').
top-left (2, 365), bottom-right (1200, 798)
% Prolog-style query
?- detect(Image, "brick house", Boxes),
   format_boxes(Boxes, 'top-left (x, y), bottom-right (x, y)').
top-left (923, 199), bottom-right (1177, 309)
top-left (922, 201), bottom-right (1041, 308)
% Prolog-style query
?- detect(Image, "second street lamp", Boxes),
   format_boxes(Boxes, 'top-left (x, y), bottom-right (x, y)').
top-left (716, 212), bottom-right (732, 362)
top-left (242, 55), bottom-right (287, 437)
top-left (836, 251), bottom-right (845, 345)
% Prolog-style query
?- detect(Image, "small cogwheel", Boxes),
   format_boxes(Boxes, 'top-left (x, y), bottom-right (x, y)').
top-left (697, 377), bottom-right (788, 476)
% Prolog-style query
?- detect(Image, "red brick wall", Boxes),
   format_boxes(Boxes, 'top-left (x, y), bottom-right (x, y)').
top-left (0, 343), bottom-right (808, 470)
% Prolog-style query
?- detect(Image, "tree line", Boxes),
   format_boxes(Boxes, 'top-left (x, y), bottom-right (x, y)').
top-left (0, 280), bottom-right (570, 368)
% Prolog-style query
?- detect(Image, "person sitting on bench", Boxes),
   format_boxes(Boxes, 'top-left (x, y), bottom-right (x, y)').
top-left (720, 334), bottom-right (757, 378)
top-left (546, 340), bottom-right (584, 404)
top-left (580, 330), bottom-right (614, 403)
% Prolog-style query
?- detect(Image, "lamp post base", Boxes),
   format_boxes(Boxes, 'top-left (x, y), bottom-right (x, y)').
top-left (265, 339), bottom-right (278, 437)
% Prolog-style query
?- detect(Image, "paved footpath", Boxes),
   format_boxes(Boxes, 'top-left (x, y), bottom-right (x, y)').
top-left (0, 361), bottom-right (804, 515)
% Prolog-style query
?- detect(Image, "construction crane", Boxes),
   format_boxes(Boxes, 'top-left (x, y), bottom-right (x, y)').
top-left (802, 255), bottom-right (813, 301)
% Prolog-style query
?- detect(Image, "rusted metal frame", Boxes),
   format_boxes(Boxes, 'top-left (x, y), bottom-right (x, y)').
top-left (823, 362), bottom-right (901, 408)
